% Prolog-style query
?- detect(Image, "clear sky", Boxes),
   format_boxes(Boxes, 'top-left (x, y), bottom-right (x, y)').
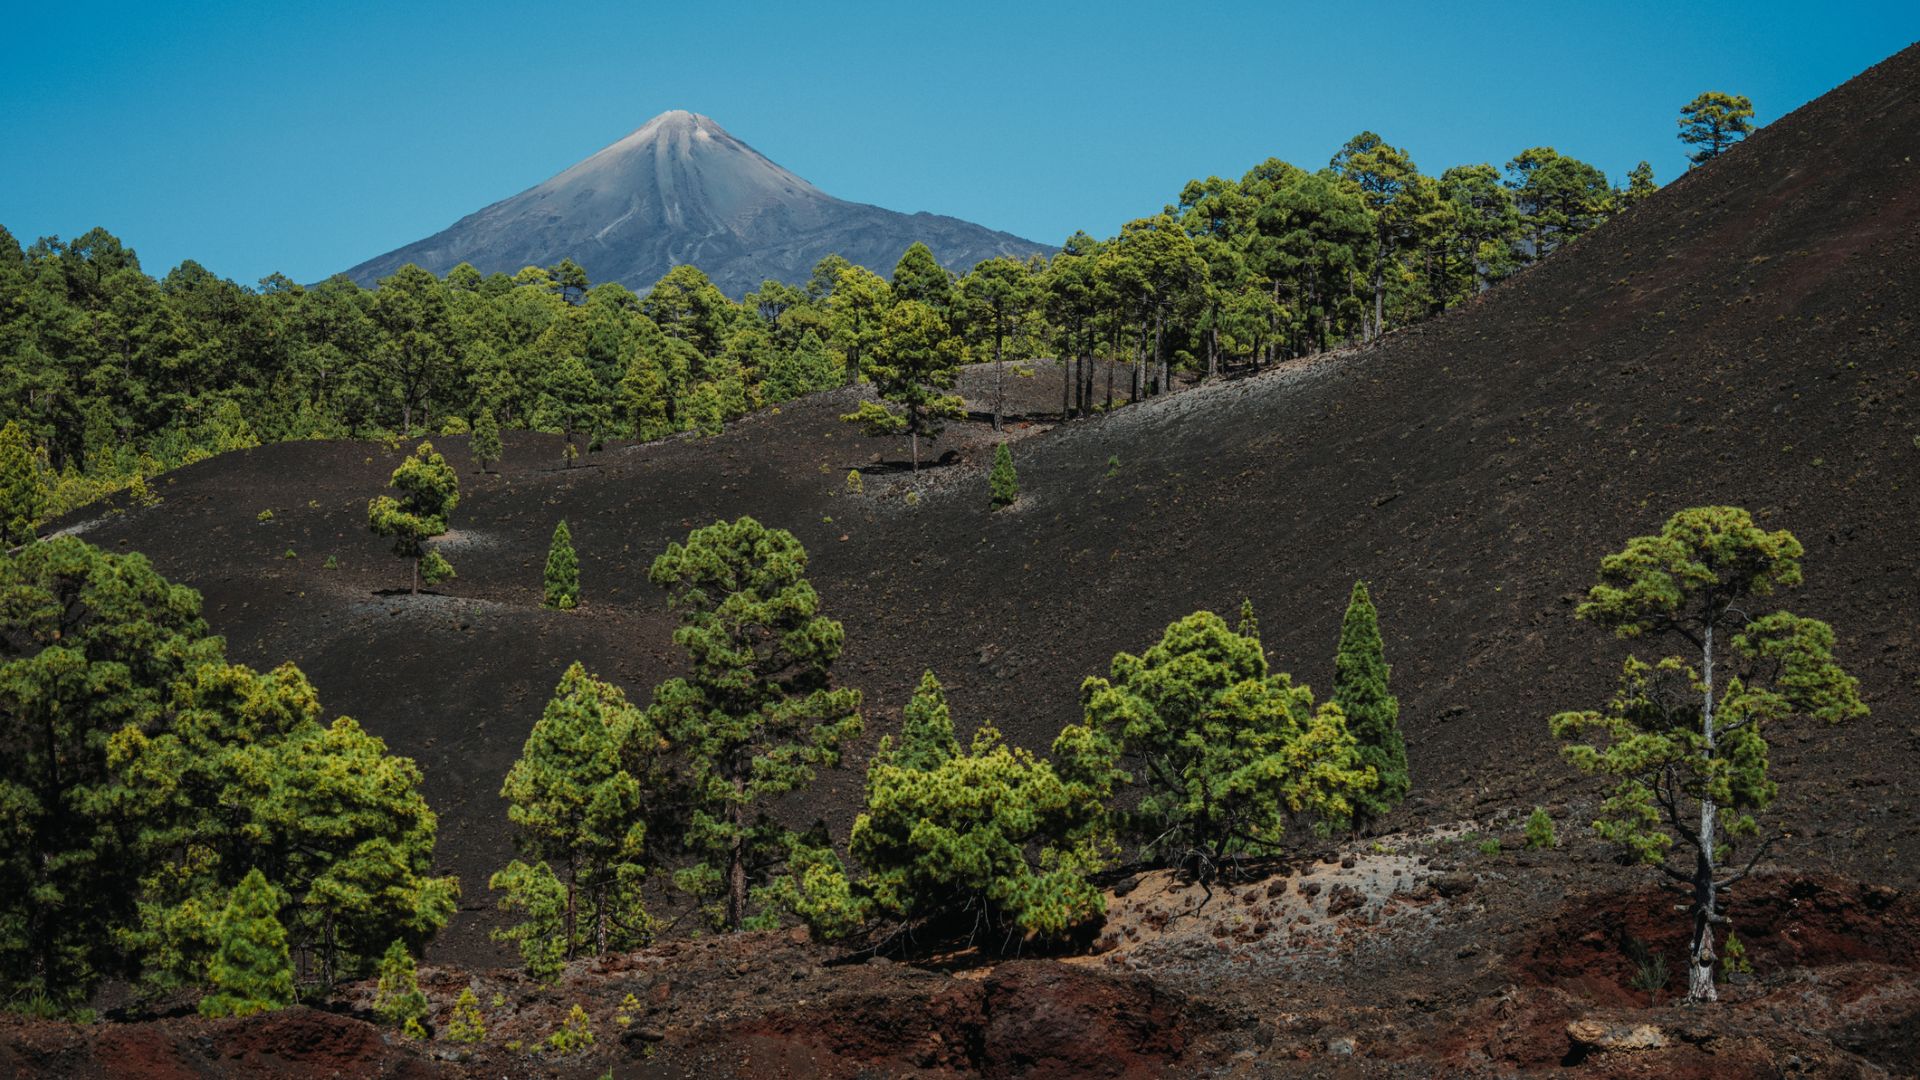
top-left (3, 2), bottom-right (1915, 286)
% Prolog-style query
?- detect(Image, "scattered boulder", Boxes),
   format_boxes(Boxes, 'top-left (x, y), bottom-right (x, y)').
top-left (1566, 1018), bottom-right (1669, 1052)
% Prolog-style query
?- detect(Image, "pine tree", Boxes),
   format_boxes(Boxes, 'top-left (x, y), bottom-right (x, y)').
top-left (3, 538), bottom-right (455, 1004)
top-left (1, 537), bottom-right (226, 1004)
top-left (544, 520), bottom-right (579, 610)
top-left (1054, 611), bottom-right (1374, 880)
top-left (988, 442), bottom-right (1018, 508)
top-left (372, 939), bottom-right (428, 1034)
top-left (1678, 92), bottom-right (1756, 166)
top-left (445, 986), bottom-right (486, 1043)
top-left (646, 517), bottom-right (863, 930)
top-left (761, 329), bottom-right (840, 403)
top-left (1552, 507), bottom-right (1865, 1003)
top-left (493, 663), bottom-right (662, 972)
top-left (838, 671), bottom-right (1106, 941)
top-left (0, 420), bottom-right (44, 546)
top-left (1236, 598), bottom-right (1260, 640)
top-left (200, 869), bottom-right (294, 1018)
top-left (367, 441), bottom-right (459, 594)
top-left (1334, 581), bottom-right (1407, 829)
top-left (840, 300), bottom-right (965, 471)
top-left (890, 241), bottom-right (953, 309)
top-left (470, 408), bottom-right (502, 474)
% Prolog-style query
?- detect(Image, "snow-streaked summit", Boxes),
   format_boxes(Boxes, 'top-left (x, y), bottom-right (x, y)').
top-left (345, 111), bottom-right (1047, 295)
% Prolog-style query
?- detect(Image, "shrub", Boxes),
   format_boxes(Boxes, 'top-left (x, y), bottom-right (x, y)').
top-left (547, 1004), bottom-right (594, 1055)
top-left (1722, 929), bottom-right (1753, 978)
top-left (445, 987), bottom-right (486, 1043)
top-left (846, 469), bottom-right (863, 495)
top-left (1524, 807), bottom-right (1558, 850)
top-left (373, 940), bottom-right (428, 1034)
top-left (989, 443), bottom-right (1018, 508)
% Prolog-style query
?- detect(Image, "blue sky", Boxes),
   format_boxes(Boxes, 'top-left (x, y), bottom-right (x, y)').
top-left (3, 2), bottom-right (1915, 285)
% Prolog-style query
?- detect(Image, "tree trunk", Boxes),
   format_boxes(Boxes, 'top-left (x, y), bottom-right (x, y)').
top-left (727, 779), bottom-right (748, 930)
top-left (565, 874), bottom-right (577, 959)
top-left (1154, 313), bottom-right (1167, 396)
top-left (910, 430), bottom-right (919, 472)
top-left (411, 555), bottom-right (420, 595)
top-left (1688, 623), bottom-right (1721, 1003)
top-left (992, 321), bottom-right (1005, 431)
top-left (1082, 330), bottom-right (1095, 415)
top-left (1060, 354), bottom-right (1071, 420)
top-left (402, 401), bottom-right (413, 438)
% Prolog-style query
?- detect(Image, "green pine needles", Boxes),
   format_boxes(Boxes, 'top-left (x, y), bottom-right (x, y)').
top-left (367, 440), bottom-right (459, 594)
top-left (1551, 507), bottom-right (1865, 1003)
top-left (989, 442), bottom-right (1019, 508)
top-left (773, 671), bottom-right (1108, 945)
top-left (646, 517), bottom-right (863, 930)
top-left (493, 663), bottom-right (662, 980)
top-left (0, 420), bottom-right (45, 546)
top-left (1334, 581), bottom-right (1408, 829)
top-left (199, 869), bottom-right (294, 1018)
top-left (470, 408), bottom-right (502, 474)
top-left (445, 987), bottom-right (486, 1043)
top-left (1, 537), bottom-right (454, 1006)
top-left (544, 519), bottom-right (579, 609)
top-left (1053, 608), bottom-right (1376, 880)
top-left (373, 939), bottom-right (428, 1035)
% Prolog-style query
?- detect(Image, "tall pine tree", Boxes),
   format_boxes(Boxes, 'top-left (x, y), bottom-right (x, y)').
top-left (646, 517), bottom-right (863, 930)
top-left (493, 663), bottom-right (662, 972)
top-left (0, 420), bottom-right (44, 546)
top-left (1333, 581), bottom-right (1407, 829)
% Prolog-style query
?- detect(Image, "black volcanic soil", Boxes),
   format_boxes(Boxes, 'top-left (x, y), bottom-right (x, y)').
top-left (14, 41), bottom-right (1920, 1079)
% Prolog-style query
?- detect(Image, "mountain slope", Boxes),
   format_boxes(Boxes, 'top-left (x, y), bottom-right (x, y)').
top-left (343, 110), bottom-right (1049, 295)
top-left (67, 42), bottom-right (1920, 978)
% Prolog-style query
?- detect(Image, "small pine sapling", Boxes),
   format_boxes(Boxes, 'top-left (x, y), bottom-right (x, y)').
top-left (1524, 807), bottom-right (1558, 850)
top-left (845, 469), bottom-right (863, 495)
top-left (445, 987), bottom-right (486, 1043)
top-left (199, 869), bottom-right (295, 1019)
top-left (544, 520), bottom-right (579, 610)
top-left (1236, 598), bottom-right (1260, 640)
top-left (373, 939), bottom-right (429, 1035)
top-left (1722, 929), bottom-right (1753, 978)
top-left (988, 442), bottom-right (1018, 508)
top-left (367, 441), bottom-right (459, 594)
top-left (547, 1003), bottom-right (594, 1055)
top-left (471, 408), bottom-right (503, 474)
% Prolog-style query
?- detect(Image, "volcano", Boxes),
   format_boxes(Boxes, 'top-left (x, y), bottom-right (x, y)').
top-left (342, 110), bottom-right (1049, 295)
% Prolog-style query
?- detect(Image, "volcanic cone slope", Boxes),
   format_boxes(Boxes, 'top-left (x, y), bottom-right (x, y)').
top-left (344, 109), bottom-right (1049, 295)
